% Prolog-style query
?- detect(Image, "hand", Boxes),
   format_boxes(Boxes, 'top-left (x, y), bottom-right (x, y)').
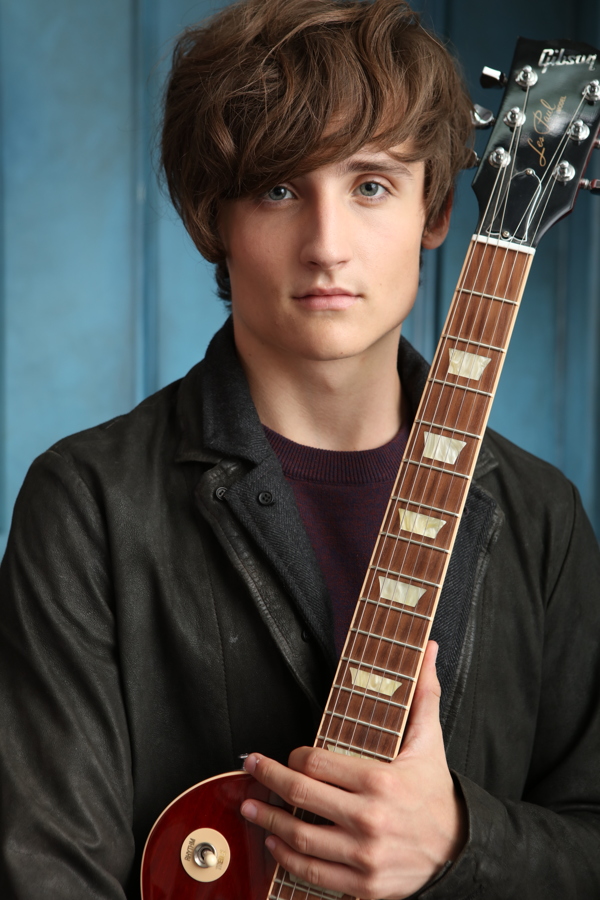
top-left (240, 641), bottom-right (466, 899)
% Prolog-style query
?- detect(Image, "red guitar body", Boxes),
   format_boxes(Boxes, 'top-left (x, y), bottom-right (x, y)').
top-left (140, 771), bottom-right (277, 899)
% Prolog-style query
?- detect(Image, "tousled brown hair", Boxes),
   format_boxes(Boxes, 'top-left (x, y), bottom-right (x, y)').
top-left (161, 0), bottom-right (474, 301)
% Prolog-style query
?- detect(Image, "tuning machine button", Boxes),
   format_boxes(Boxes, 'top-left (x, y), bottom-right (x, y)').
top-left (583, 80), bottom-right (600, 103)
top-left (516, 65), bottom-right (538, 89)
top-left (488, 147), bottom-right (511, 169)
top-left (480, 66), bottom-right (507, 89)
top-left (553, 161), bottom-right (576, 183)
top-left (472, 104), bottom-right (495, 129)
top-left (580, 178), bottom-right (600, 194)
top-left (504, 106), bottom-right (526, 128)
top-left (569, 119), bottom-right (591, 142)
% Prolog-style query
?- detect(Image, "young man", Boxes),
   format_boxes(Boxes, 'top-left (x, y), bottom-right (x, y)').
top-left (1, 1), bottom-right (599, 898)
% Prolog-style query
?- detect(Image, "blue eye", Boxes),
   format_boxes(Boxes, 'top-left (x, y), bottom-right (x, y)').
top-left (359, 181), bottom-right (384, 198)
top-left (266, 186), bottom-right (292, 201)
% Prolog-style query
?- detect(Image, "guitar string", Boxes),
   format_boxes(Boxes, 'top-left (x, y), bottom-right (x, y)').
top-left (312, 88), bottom-right (526, 770)
top-left (276, 89), bottom-right (577, 900)
top-left (325, 91), bottom-right (529, 764)
top-left (325, 75), bottom-right (588, 764)
top-left (311, 110), bottom-right (524, 773)
top-left (272, 80), bottom-right (588, 900)
top-left (355, 75), bottom-right (586, 763)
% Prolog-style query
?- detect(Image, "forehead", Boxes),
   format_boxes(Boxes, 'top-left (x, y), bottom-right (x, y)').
top-left (296, 143), bottom-right (423, 183)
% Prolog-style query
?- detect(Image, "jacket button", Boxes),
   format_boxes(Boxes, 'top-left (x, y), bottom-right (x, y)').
top-left (215, 486), bottom-right (228, 500)
top-left (257, 491), bottom-right (274, 506)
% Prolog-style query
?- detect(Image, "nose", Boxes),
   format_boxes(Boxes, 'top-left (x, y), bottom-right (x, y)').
top-left (298, 190), bottom-right (351, 272)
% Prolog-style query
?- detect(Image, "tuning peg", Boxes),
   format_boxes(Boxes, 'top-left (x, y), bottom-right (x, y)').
top-left (480, 66), bottom-right (508, 89)
top-left (472, 104), bottom-right (495, 129)
top-left (580, 178), bottom-right (600, 194)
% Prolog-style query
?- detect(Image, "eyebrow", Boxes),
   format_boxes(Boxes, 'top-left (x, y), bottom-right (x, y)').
top-left (334, 157), bottom-right (415, 179)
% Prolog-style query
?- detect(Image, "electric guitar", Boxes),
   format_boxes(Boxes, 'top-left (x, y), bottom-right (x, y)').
top-left (141, 36), bottom-right (600, 900)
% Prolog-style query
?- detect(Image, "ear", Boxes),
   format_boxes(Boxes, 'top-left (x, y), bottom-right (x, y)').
top-left (421, 192), bottom-right (453, 250)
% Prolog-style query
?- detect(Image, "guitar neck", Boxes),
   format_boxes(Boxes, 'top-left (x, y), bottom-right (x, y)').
top-left (267, 236), bottom-right (534, 900)
top-left (314, 236), bottom-right (533, 762)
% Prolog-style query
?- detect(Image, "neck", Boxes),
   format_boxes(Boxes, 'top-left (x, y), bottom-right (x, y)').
top-left (233, 319), bottom-right (404, 451)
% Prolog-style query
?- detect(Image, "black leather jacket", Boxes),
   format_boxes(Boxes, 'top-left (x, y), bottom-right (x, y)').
top-left (1, 320), bottom-right (599, 899)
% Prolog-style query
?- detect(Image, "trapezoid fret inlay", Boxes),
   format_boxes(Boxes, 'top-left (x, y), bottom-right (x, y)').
top-left (422, 431), bottom-right (467, 465)
top-left (349, 667), bottom-right (403, 697)
top-left (397, 506), bottom-right (446, 538)
top-left (448, 348), bottom-right (491, 381)
top-left (378, 576), bottom-right (426, 608)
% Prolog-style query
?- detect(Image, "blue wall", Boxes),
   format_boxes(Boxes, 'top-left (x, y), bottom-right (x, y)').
top-left (1, 0), bottom-right (599, 553)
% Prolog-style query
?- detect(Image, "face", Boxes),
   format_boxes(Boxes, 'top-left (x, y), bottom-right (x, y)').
top-left (218, 146), bottom-right (450, 368)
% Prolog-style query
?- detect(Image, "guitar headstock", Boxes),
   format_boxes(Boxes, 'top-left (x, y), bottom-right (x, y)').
top-left (472, 37), bottom-right (600, 248)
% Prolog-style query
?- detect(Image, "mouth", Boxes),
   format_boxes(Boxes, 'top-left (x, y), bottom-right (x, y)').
top-left (293, 287), bottom-right (359, 310)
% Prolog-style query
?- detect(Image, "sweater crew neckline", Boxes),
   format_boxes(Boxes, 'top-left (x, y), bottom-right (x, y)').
top-left (263, 423), bottom-right (409, 485)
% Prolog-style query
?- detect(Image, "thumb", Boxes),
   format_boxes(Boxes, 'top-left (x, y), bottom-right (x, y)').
top-left (401, 641), bottom-right (443, 756)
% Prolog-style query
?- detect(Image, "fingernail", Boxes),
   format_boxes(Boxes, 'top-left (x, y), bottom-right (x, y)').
top-left (241, 800), bottom-right (257, 820)
top-left (244, 754), bottom-right (258, 774)
top-left (265, 836), bottom-right (276, 852)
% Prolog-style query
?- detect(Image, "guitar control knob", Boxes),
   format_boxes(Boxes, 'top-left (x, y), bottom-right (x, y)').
top-left (480, 66), bottom-right (507, 89)
top-left (472, 104), bottom-right (495, 129)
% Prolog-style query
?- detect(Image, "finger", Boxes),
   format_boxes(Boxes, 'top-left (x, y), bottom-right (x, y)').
top-left (264, 834), bottom-right (364, 899)
top-left (288, 744), bottom-right (388, 793)
top-left (243, 752), bottom-right (356, 824)
top-left (240, 797), bottom-right (349, 864)
top-left (400, 641), bottom-right (443, 756)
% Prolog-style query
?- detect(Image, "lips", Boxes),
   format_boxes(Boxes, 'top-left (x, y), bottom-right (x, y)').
top-left (292, 288), bottom-right (359, 310)
top-left (295, 287), bottom-right (356, 298)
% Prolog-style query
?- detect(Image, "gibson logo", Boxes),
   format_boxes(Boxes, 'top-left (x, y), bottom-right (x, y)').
top-left (539, 48), bottom-right (597, 74)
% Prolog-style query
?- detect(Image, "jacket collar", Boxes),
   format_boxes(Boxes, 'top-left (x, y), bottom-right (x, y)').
top-left (177, 316), bottom-right (498, 472)
top-left (175, 319), bottom-right (501, 709)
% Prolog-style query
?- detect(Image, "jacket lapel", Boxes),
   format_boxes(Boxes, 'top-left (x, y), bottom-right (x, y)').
top-left (176, 319), bottom-right (503, 723)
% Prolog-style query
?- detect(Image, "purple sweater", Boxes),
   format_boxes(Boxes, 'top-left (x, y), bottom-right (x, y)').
top-left (264, 424), bottom-right (409, 655)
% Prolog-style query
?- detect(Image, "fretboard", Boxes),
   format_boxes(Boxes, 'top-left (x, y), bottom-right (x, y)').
top-left (266, 235), bottom-right (534, 900)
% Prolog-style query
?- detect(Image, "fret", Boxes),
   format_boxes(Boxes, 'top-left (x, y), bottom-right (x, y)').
top-left (472, 234), bottom-right (536, 255)
top-left (442, 333), bottom-right (506, 353)
top-left (404, 458), bottom-right (471, 479)
top-left (334, 683), bottom-right (408, 710)
top-left (361, 597), bottom-right (433, 621)
top-left (327, 711), bottom-right (404, 736)
top-left (317, 737), bottom-right (391, 761)
top-left (271, 874), bottom-right (344, 900)
top-left (372, 532), bottom-right (451, 552)
top-left (428, 377), bottom-right (494, 397)
top-left (456, 288), bottom-right (519, 306)
top-left (369, 564), bottom-right (440, 589)
top-left (309, 223), bottom-right (535, 814)
top-left (414, 419), bottom-right (483, 441)
top-left (350, 628), bottom-right (423, 652)
top-left (391, 496), bottom-right (460, 519)
top-left (340, 656), bottom-right (416, 682)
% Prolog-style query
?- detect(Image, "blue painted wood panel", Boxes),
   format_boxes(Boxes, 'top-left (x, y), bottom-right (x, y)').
top-left (1, 0), bottom-right (598, 554)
